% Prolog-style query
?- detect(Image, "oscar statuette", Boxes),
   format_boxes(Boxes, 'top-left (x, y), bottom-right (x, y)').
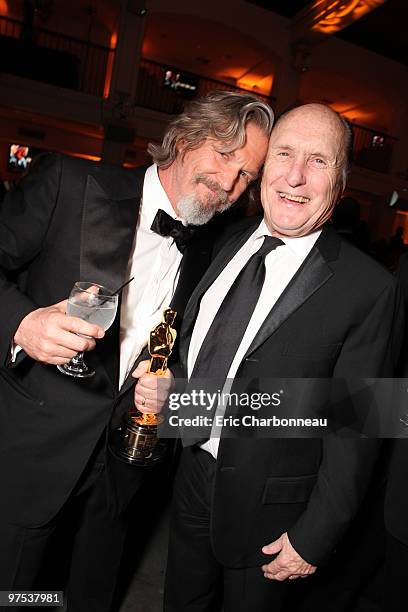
top-left (110, 308), bottom-right (177, 466)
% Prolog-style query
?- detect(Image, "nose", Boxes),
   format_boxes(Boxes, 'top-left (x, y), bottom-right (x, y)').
top-left (218, 166), bottom-right (240, 193)
top-left (285, 158), bottom-right (306, 188)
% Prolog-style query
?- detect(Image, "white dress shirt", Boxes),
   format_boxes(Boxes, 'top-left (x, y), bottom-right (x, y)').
top-left (119, 164), bottom-right (183, 388)
top-left (187, 219), bottom-right (321, 458)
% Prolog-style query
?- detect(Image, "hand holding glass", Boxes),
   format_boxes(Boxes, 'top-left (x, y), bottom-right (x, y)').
top-left (57, 282), bottom-right (118, 378)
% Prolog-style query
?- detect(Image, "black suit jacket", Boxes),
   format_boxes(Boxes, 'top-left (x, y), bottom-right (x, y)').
top-left (385, 252), bottom-right (408, 545)
top-left (0, 153), bottom-right (218, 526)
top-left (180, 220), bottom-right (403, 568)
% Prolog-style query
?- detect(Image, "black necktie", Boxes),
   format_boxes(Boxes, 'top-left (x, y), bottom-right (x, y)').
top-left (182, 235), bottom-right (284, 446)
top-left (151, 209), bottom-right (196, 253)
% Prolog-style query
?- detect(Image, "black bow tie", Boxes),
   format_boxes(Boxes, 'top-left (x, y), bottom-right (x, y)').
top-left (150, 209), bottom-right (196, 253)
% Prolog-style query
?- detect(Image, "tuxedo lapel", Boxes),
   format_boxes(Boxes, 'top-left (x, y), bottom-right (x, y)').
top-left (80, 169), bottom-right (143, 291)
top-left (170, 230), bottom-right (214, 316)
top-left (243, 246), bottom-right (333, 359)
top-left (80, 165), bottom-right (145, 390)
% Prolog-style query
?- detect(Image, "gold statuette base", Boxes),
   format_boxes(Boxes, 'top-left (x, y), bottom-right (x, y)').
top-left (110, 411), bottom-right (167, 466)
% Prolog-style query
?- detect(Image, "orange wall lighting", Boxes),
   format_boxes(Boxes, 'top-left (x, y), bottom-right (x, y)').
top-left (310, 0), bottom-right (386, 35)
top-left (103, 31), bottom-right (118, 99)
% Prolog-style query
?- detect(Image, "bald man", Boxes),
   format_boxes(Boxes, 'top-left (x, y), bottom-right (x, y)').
top-left (161, 104), bottom-right (404, 611)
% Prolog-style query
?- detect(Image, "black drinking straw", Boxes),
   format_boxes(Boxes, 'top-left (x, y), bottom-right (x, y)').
top-left (109, 276), bottom-right (134, 296)
top-left (100, 276), bottom-right (135, 305)
top-left (82, 277), bottom-right (135, 318)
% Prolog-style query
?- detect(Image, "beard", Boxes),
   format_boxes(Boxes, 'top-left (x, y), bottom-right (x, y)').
top-left (176, 175), bottom-right (231, 226)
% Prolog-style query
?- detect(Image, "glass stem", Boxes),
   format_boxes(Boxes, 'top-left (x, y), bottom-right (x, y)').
top-left (70, 352), bottom-right (85, 367)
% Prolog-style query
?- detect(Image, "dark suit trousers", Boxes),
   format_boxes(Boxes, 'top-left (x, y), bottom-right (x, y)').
top-left (0, 458), bottom-right (129, 612)
top-left (384, 533), bottom-right (408, 612)
top-left (165, 446), bottom-right (288, 612)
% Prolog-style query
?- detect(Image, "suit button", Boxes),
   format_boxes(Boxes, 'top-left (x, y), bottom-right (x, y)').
top-left (219, 466), bottom-right (235, 472)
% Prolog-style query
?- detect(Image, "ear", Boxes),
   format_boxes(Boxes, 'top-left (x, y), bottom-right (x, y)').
top-left (176, 138), bottom-right (186, 154)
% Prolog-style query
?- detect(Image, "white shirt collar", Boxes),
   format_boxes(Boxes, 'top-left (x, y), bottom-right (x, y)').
top-left (253, 218), bottom-right (322, 258)
top-left (141, 164), bottom-right (180, 231)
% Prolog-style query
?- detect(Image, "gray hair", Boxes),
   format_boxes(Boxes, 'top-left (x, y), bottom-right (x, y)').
top-left (148, 90), bottom-right (274, 168)
top-left (338, 115), bottom-right (354, 188)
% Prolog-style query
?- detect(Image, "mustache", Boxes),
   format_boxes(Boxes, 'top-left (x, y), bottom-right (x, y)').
top-left (194, 175), bottom-right (228, 205)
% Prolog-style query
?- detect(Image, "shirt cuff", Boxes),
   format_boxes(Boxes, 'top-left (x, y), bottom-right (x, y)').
top-left (10, 342), bottom-right (23, 363)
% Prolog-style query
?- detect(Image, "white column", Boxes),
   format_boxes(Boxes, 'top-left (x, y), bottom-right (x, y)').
top-left (102, 0), bottom-right (147, 164)
top-left (108, 0), bottom-right (147, 103)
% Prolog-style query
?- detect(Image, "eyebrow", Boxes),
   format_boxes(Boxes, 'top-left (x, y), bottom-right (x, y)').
top-left (271, 144), bottom-right (331, 160)
top-left (309, 151), bottom-right (330, 159)
top-left (271, 144), bottom-right (293, 151)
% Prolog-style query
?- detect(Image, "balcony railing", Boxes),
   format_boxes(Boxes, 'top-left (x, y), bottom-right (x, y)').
top-left (0, 16), bottom-right (274, 108)
top-left (351, 123), bottom-right (397, 174)
top-left (0, 15), bottom-right (113, 97)
top-left (0, 14), bottom-right (20, 37)
top-left (134, 58), bottom-right (275, 114)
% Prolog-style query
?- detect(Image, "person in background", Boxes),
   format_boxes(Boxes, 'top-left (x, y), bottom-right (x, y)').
top-left (384, 250), bottom-right (408, 612)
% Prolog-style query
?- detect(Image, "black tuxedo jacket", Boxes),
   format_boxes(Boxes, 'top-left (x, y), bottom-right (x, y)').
top-left (0, 153), bottom-right (218, 526)
top-left (180, 220), bottom-right (404, 568)
top-left (385, 252), bottom-right (408, 546)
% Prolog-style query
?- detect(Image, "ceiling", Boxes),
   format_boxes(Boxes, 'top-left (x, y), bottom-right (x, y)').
top-left (142, 13), bottom-right (278, 97)
top-left (247, 0), bottom-right (407, 66)
top-left (336, 0), bottom-right (407, 66)
top-left (247, 0), bottom-right (311, 18)
top-left (6, 1), bottom-right (405, 66)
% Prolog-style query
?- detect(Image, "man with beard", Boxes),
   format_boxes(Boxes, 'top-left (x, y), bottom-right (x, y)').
top-left (0, 91), bottom-right (272, 611)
